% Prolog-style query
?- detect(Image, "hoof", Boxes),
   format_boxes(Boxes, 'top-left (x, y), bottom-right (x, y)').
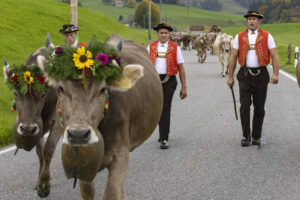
top-left (222, 74), bottom-right (225, 77)
top-left (37, 188), bottom-right (50, 198)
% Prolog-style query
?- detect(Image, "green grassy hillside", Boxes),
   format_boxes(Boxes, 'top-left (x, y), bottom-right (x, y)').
top-left (0, 0), bottom-right (153, 147)
top-left (76, 0), bottom-right (245, 31)
top-left (219, 0), bottom-right (247, 15)
top-left (223, 23), bottom-right (300, 74)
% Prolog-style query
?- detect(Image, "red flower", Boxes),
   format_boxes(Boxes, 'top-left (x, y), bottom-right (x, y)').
top-left (38, 75), bottom-right (46, 84)
top-left (8, 71), bottom-right (13, 77)
top-left (12, 74), bottom-right (19, 82)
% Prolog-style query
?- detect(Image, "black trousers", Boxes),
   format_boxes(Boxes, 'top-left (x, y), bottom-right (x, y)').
top-left (237, 66), bottom-right (270, 139)
top-left (159, 75), bottom-right (177, 141)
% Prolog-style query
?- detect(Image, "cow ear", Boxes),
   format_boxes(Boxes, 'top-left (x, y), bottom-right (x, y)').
top-left (3, 57), bottom-right (11, 81)
top-left (109, 64), bottom-right (144, 91)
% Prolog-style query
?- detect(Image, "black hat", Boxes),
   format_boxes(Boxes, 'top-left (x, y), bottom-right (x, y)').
top-left (153, 23), bottom-right (173, 32)
top-left (244, 10), bottom-right (264, 19)
top-left (59, 24), bottom-right (79, 34)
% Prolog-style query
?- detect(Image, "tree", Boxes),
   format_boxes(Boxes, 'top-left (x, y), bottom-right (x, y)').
top-left (134, 0), bottom-right (160, 28)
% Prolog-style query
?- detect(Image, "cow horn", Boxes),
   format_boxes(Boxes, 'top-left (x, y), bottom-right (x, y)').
top-left (3, 57), bottom-right (11, 81)
top-left (117, 39), bottom-right (123, 51)
top-left (46, 32), bottom-right (55, 48)
top-left (3, 57), bottom-right (9, 69)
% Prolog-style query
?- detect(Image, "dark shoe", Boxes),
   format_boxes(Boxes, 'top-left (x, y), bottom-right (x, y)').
top-left (160, 140), bottom-right (169, 149)
top-left (252, 138), bottom-right (261, 145)
top-left (158, 138), bottom-right (162, 142)
top-left (241, 137), bottom-right (251, 147)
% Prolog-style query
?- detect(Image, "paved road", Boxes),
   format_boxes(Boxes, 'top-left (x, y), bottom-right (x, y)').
top-left (1, 50), bottom-right (300, 200)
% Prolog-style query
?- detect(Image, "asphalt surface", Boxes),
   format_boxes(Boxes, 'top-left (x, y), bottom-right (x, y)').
top-left (1, 50), bottom-right (300, 200)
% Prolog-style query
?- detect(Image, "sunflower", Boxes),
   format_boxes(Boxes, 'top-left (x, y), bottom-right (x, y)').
top-left (23, 71), bottom-right (34, 84)
top-left (73, 46), bottom-right (94, 70)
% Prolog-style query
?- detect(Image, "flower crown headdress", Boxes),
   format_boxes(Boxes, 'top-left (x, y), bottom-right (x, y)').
top-left (46, 36), bottom-right (123, 90)
top-left (5, 64), bottom-right (48, 96)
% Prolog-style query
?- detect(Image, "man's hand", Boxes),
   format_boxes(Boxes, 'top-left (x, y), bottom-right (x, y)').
top-left (180, 87), bottom-right (187, 99)
top-left (227, 77), bottom-right (234, 88)
top-left (270, 74), bottom-right (279, 84)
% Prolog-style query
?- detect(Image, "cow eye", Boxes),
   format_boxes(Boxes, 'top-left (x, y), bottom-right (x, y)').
top-left (58, 86), bottom-right (65, 94)
top-left (41, 92), bottom-right (46, 99)
top-left (100, 88), bottom-right (106, 94)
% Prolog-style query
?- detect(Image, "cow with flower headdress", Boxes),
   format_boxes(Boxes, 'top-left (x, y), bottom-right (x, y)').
top-left (3, 34), bottom-right (61, 198)
top-left (37, 35), bottom-right (163, 200)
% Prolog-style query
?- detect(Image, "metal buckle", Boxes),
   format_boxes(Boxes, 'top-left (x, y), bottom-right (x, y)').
top-left (161, 76), bottom-right (170, 84)
top-left (248, 69), bottom-right (261, 76)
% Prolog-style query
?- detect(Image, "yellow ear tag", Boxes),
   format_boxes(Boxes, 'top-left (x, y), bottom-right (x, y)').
top-left (120, 77), bottom-right (132, 89)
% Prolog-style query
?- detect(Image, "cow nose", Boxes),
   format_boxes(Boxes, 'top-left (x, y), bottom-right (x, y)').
top-left (20, 124), bottom-right (38, 136)
top-left (225, 49), bottom-right (230, 53)
top-left (67, 129), bottom-right (91, 144)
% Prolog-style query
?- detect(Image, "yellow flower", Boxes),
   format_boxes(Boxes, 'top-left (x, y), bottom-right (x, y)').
top-left (73, 46), bottom-right (94, 70)
top-left (23, 71), bottom-right (34, 84)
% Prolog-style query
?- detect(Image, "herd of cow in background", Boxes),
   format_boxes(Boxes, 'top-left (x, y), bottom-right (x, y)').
top-left (170, 25), bottom-right (234, 77)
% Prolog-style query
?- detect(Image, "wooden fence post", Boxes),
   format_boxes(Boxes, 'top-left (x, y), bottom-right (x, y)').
top-left (71, 0), bottom-right (78, 26)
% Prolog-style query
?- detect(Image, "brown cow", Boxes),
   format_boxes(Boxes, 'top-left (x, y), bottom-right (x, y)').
top-left (38, 35), bottom-right (163, 200)
top-left (3, 35), bottom-right (60, 198)
top-left (193, 34), bottom-right (208, 63)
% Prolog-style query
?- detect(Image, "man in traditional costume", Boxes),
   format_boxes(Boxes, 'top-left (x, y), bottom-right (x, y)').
top-left (227, 11), bottom-right (280, 146)
top-left (147, 23), bottom-right (187, 149)
top-left (59, 24), bottom-right (87, 47)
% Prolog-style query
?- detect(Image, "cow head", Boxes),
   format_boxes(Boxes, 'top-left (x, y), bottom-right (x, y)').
top-left (38, 38), bottom-right (144, 182)
top-left (3, 59), bottom-right (50, 151)
top-left (221, 35), bottom-right (232, 53)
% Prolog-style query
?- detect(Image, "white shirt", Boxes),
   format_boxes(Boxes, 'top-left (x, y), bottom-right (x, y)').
top-left (147, 41), bottom-right (184, 74)
top-left (233, 29), bottom-right (276, 68)
top-left (73, 40), bottom-right (78, 47)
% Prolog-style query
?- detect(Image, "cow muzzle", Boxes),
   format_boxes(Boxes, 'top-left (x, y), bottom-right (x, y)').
top-left (17, 123), bottom-right (39, 136)
top-left (67, 128), bottom-right (91, 144)
top-left (63, 125), bottom-right (99, 145)
top-left (225, 49), bottom-right (230, 53)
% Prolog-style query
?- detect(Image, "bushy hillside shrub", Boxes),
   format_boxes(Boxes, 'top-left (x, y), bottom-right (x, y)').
top-left (134, 0), bottom-right (160, 28)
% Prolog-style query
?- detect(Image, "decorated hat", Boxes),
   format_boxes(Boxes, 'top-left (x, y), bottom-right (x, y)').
top-left (244, 10), bottom-right (264, 19)
top-left (59, 24), bottom-right (79, 34)
top-left (153, 23), bottom-right (173, 32)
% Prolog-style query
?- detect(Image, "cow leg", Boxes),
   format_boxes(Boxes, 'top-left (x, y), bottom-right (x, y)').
top-left (221, 62), bottom-right (225, 77)
top-left (35, 137), bottom-right (45, 176)
top-left (202, 52), bottom-right (206, 63)
top-left (79, 180), bottom-right (95, 200)
top-left (102, 146), bottom-right (129, 200)
top-left (37, 124), bottom-right (61, 198)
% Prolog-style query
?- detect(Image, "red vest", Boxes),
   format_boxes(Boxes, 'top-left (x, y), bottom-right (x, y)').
top-left (149, 40), bottom-right (178, 76)
top-left (79, 42), bottom-right (87, 47)
top-left (238, 28), bottom-right (270, 67)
